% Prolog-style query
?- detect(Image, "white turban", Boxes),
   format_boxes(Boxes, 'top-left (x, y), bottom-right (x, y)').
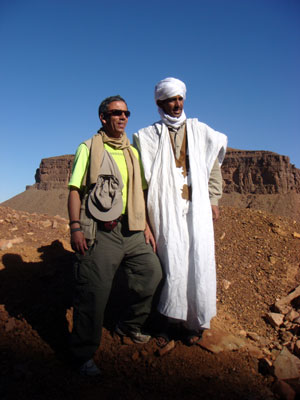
top-left (154, 77), bottom-right (187, 102)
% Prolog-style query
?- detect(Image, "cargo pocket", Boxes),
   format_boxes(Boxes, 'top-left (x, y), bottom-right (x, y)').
top-left (80, 192), bottom-right (97, 245)
top-left (74, 259), bottom-right (90, 285)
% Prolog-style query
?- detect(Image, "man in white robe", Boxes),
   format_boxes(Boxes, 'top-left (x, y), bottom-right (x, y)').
top-left (133, 77), bottom-right (227, 344)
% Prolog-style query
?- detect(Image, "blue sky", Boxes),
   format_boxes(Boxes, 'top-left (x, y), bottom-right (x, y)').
top-left (0, 0), bottom-right (299, 202)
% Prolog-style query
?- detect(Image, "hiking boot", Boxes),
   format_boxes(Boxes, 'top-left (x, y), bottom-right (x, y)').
top-left (115, 323), bottom-right (151, 344)
top-left (79, 359), bottom-right (102, 376)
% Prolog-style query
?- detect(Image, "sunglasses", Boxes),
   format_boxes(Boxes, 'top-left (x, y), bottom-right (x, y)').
top-left (105, 109), bottom-right (131, 118)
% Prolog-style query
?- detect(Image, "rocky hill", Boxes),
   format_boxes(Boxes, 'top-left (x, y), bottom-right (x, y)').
top-left (1, 148), bottom-right (300, 399)
top-left (33, 155), bottom-right (74, 191)
top-left (2, 148), bottom-right (300, 221)
top-left (1, 204), bottom-right (300, 399)
top-left (222, 149), bottom-right (300, 194)
top-left (220, 149), bottom-right (300, 222)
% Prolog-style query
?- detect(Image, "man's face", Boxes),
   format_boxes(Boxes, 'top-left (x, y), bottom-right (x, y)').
top-left (157, 95), bottom-right (184, 118)
top-left (100, 100), bottom-right (129, 138)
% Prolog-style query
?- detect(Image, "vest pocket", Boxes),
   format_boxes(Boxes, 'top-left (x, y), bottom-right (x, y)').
top-left (80, 192), bottom-right (97, 245)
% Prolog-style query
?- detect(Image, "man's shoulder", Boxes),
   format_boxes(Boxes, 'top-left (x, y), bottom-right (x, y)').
top-left (83, 132), bottom-right (101, 148)
top-left (187, 118), bottom-right (219, 132)
top-left (83, 138), bottom-right (92, 149)
top-left (136, 121), bottom-right (163, 140)
top-left (138, 120), bottom-right (162, 132)
top-left (186, 117), bottom-right (204, 126)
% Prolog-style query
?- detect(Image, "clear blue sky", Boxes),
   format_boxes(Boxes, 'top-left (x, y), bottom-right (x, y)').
top-left (0, 0), bottom-right (299, 202)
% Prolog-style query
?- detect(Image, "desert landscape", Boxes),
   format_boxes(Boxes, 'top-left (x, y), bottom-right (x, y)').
top-left (1, 148), bottom-right (300, 400)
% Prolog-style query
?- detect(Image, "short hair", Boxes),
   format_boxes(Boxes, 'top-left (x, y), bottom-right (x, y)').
top-left (98, 95), bottom-right (127, 118)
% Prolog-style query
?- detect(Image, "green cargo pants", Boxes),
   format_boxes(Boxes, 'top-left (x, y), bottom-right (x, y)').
top-left (70, 217), bottom-right (162, 363)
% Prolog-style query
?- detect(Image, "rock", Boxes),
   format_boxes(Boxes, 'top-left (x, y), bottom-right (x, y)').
top-left (286, 309), bottom-right (299, 322)
top-left (198, 329), bottom-right (246, 354)
top-left (249, 332), bottom-right (269, 347)
top-left (274, 286), bottom-right (300, 315)
top-left (245, 343), bottom-right (264, 358)
top-left (0, 239), bottom-right (12, 250)
top-left (247, 331), bottom-right (261, 342)
top-left (293, 232), bottom-right (300, 239)
top-left (220, 232), bottom-right (226, 240)
top-left (11, 237), bottom-right (24, 244)
top-left (273, 380), bottom-right (296, 400)
top-left (266, 312), bottom-right (284, 328)
top-left (268, 256), bottom-right (276, 264)
top-left (221, 149), bottom-right (300, 195)
top-left (294, 341), bottom-right (300, 357)
top-left (34, 155), bottom-right (74, 190)
top-left (40, 220), bottom-right (52, 228)
top-left (222, 279), bottom-right (231, 290)
top-left (286, 341), bottom-right (295, 353)
top-left (280, 331), bottom-right (294, 343)
top-left (272, 227), bottom-right (288, 237)
top-left (293, 353), bottom-right (300, 373)
top-left (273, 348), bottom-right (300, 381)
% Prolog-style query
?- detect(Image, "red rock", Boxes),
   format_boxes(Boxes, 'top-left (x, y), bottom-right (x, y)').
top-left (198, 329), bottom-right (246, 354)
top-left (266, 312), bottom-right (284, 328)
top-left (273, 380), bottom-right (296, 400)
top-left (294, 340), bottom-right (300, 357)
top-left (274, 286), bottom-right (300, 315)
top-left (273, 348), bottom-right (299, 381)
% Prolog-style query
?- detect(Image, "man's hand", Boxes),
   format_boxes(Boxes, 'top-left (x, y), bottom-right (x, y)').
top-left (144, 222), bottom-right (157, 253)
top-left (71, 230), bottom-right (88, 255)
top-left (211, 205), bottom-right (220, 222)
top-left (68, 188), bottom-right (89, 254)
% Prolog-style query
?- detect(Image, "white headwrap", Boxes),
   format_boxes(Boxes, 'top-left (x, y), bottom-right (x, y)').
top-left (154, 77), bottom-right (187, 128)
top-left (155, 77), bottom-right (187, 102)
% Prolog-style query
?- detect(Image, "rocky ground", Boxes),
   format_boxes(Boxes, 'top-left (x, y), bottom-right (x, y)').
top-left (0, 205), bottom-right (300, 400)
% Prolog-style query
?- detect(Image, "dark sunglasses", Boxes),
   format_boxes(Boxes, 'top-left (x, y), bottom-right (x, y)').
top-left (105, 109), bottom-right (131, 118)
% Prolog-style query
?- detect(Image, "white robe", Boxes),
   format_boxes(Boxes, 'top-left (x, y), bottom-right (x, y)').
top-left (133, 119), bottom-right (227, 330)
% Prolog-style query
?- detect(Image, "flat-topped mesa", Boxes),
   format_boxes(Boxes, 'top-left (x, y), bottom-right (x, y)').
top-left (222, 148), bottom-right (300, 195)
top-left (28, 149), bottom-right (300, 195)
top-left (31, 155), bottom-right (75, 190)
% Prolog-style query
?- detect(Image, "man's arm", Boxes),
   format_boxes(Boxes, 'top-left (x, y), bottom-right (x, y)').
top-left (132, 143), bottom-right (157, 252)
top-left (209, 157), bottom-right (223, 222)
top-left (143, 190), bottom-right (157, 252)
top-left (68, 187), bottom-right (88, 255)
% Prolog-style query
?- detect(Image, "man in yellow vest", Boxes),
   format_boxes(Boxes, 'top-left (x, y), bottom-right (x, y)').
top-left (68, 95), bottom-right (162, 376)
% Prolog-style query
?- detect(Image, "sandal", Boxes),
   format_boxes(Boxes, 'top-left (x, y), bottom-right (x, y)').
top-left (156, 332), bottom-right (170, 348)
top-left (182, 329), bottom-right (203, 346)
